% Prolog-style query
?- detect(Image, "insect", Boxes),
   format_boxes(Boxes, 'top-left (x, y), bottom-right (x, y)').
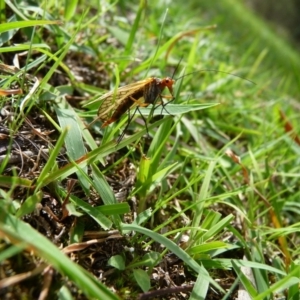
top-left (99, 77), bottom-right (175, 126)
top-left (88, 66), bottom-right (254, 142)
top-left (91, 76), bottom-right (176, 141)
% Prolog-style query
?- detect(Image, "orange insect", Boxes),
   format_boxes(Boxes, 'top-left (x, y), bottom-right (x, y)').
top-left (88, 76), bottom-right (176, 142)
top-left (97, 76), bottom-right (175, 127)
top-left (88, 65), bottom-right (253, 142)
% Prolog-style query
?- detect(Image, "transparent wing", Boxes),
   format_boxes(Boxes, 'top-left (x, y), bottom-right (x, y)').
top-left (97, 78), bottom-right (153, 122)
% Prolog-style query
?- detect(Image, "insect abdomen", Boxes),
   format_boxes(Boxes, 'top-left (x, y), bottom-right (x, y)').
top-left (102, 89), bottom-right (144, 127)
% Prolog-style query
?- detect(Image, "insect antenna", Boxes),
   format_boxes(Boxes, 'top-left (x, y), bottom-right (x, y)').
top-left (149, 57), bottom-right (184, 120)
top-left (175, 69), bottom-right (255, 84)
top-left (172, 56), bottom-right (184, 79)
top-left (155, 67), bottom-right (255, 122)
top-left (165, 68), bottom-right (255, 110)
top-left (166, 56), bottom-right (183, 104)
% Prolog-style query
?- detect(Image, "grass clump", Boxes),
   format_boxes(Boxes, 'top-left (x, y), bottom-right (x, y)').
top-left (0, 1), bottom-right (299, 299)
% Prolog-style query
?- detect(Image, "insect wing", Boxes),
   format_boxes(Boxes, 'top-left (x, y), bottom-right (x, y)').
top-left (97, 78), bottom-right (153, 122)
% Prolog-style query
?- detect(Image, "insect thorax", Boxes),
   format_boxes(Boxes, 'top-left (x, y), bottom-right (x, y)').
top-left (143, 78), bottom-right (164, 104)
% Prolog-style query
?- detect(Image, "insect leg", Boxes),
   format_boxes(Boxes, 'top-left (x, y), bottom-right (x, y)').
top-left (136, 106), bottom-right (150, 138)
top-left (160, 94), bottom-right (175, 115)
top-left (153, 94), bottom-right (174, 116)
top-left (85, 115), bottom-right (102, 129)
top-left (117, 106), bottom-right (139, 144)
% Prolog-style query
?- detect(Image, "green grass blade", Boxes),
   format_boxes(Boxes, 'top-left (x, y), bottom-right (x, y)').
top-left (121, 222), bottom-right (225, 294)
top-left (232, 259), bottom-right (258, 298)
top-left (0, 210), bottom-right (119, 300)
top-left (0, 20), bottom-right (62, 34)
top-left (36, 127), bottom-right (69, 190)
